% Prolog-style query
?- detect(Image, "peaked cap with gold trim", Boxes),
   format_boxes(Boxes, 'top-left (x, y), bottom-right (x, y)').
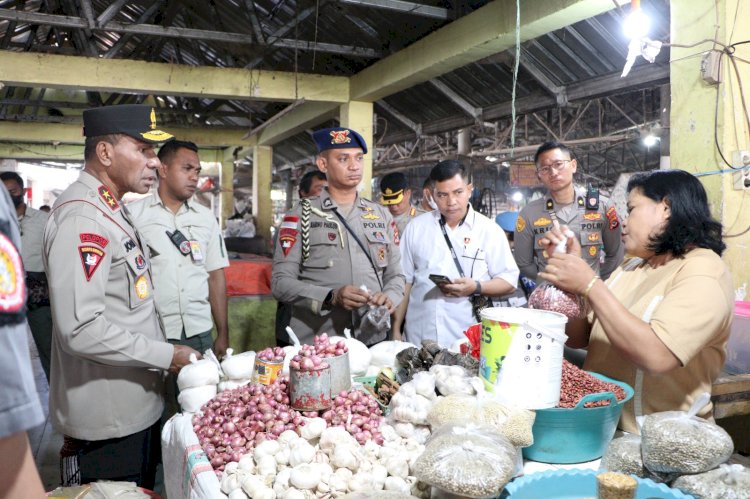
top-left (83, 104), bottom-right (174, 144)
top-left (379, 171), bottom-right (408, 205)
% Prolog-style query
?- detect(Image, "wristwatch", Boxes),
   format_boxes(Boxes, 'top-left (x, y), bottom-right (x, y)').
top-left (473, 280), bottom-right (482, 296)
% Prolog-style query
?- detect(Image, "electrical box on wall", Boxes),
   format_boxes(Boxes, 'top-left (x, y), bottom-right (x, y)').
top-left (701, 50), bottom-right (722, 85)
top-left (732, 150), bottom-right (750, 190)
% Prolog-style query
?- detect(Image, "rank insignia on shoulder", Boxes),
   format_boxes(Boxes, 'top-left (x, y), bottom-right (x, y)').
top-left (362, 212), bottom-right (380, 220)
top-left (135, 275), bottom-right (150, 299)
top-left (97, 185), bottom-right (119, 211)
top-left (0, 233), bottom-right (25, 313)
top-left (390, 220), bottom-right (400, 245)
top-left (80, 233), bottom-right (109, 248)
top-left (79, 245), bottom-right (105, 281)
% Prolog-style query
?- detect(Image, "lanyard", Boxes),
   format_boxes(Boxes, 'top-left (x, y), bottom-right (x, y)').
top-left (439, 217), bottom-right (466, 278)
top-left (331, 208), bottom-right (383, 291)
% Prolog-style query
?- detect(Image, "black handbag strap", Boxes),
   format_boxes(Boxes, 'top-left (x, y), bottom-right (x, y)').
top-left (439, 217), bottom-right (465, 278)
top-left (332, 208), bottom-right (383, 291)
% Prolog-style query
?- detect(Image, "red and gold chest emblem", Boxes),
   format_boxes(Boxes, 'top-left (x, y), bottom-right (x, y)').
top-left (330, 129), bottom-right (352, 145)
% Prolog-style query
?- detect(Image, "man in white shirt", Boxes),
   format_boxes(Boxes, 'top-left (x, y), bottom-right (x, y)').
top-left (393, 160), bottom-right (519, 347)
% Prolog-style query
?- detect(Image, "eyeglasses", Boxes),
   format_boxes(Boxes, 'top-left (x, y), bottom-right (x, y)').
top-left (536, 159), bottom-right (571, 176)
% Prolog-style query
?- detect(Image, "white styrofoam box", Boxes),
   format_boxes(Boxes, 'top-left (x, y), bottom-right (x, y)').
top-left (725, 301), bottom-right (750, 374)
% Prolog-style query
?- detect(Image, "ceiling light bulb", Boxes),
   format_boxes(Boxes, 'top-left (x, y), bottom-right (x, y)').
top-left (643, 134), bottom-right (659, 147)
top-left (512, 191), bottom-right (524, 202)
top-left (623, 8), bottom-right (651, 40)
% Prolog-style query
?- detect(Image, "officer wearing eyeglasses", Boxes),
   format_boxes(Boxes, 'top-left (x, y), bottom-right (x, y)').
top-left (514, 141), bottom-right (624, 283)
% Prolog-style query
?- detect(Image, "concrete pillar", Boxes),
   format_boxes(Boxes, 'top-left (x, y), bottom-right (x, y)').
top-left (457, 128), bottom-right (471, 156)
top-left (253, 145), bottom-right (274, 241)
top-left (671, 0), bottom-right (750, 289)
top-left (339, 101), bottom-right (374, 198)
top-left (220, 149), bottom-right (235, 229)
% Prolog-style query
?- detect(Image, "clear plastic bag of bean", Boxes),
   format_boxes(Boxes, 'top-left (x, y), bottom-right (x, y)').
top-left (528, 227), bottom-right (586, 319)
top-left (528, 282), bottom-right (587, 319)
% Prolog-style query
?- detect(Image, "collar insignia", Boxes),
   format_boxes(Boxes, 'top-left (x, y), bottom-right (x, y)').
top-left (98, 185), bottom-right (119, 211)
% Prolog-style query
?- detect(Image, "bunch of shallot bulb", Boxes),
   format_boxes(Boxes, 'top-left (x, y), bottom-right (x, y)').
top-left (256, 346), bottom-right (286, 362)
top-left (192, 376), bottom-right (302, 474)
top-left (289, 344), bottom-right (330, 371)
top-left (306, 388), bottom-right (384, 446)
top-left (313, 333), bottom-right (349, 357)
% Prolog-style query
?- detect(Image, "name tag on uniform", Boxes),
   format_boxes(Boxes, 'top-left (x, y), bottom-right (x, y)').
top-left (190, 240), bottom-right (204, 262)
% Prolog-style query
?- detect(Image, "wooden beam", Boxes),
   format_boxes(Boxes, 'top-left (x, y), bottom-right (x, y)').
top-left (251, 102), bottom-right (339, 147)
top-left (0, 51), bottom-right (350, 103)
top-left (350, 0), bottom-right (627, 102)
top-left (0, 143), bottom-right (84, 160)
top-left (0, 121), bottom-right (249, 147)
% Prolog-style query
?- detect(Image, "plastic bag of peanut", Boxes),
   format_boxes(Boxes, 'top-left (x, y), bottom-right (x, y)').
top-left (528, 282), bottom-right (586, 319)
top-left (412, 423), bottom-right (517, 498)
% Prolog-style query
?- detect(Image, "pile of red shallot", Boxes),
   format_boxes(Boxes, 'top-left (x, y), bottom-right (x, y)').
top-left (289, 344), bottom-right (330, 371)
top-left (192, 377), bottom-right (300, 473)
top-left (192, 376), bottom-right (385, 474)
top-left (256, 346), bottom-right (286, 362)
top-left (313, 333), bottom-right (349, 357)
top-left (308, 388), bottom-right (384, 446)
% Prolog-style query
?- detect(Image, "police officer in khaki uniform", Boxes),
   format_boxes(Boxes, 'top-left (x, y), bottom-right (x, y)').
top-left (272, 127), bottom-right (405, 346)
top-left (515, 141), bottom-right (624, 282)
top-left (379, 171), bottom-right (426, 237)
top-left (43, 104), bottom-right (199, 488)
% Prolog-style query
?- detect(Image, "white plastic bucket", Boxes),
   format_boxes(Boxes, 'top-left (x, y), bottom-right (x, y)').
top-left (479, 307), bottom-right (568, 409)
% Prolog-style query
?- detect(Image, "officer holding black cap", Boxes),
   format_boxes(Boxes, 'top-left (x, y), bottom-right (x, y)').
top-left (43, 104), bottom-right (200, 488)
top-left (272, 127), bottom-right (405, 346)
top-left (379, 172), bottom-right (426, 237)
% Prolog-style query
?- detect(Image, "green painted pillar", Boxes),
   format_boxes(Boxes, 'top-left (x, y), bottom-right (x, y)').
top-left (671, 0), bottom-right (750, 291)
top-left (339, 101), bottom-right (374, 199)
top-left (253, 145), bottom-right (274, 241)
top-left (220, 148), bottom-right (235, 229)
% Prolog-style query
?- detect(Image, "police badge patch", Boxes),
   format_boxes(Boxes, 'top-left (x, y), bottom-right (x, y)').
top-left (79, 245), bottom-right (105, 281)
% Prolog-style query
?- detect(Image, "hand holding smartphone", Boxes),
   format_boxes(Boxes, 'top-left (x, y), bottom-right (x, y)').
top-left (429, 274), bottom-right (453, 285)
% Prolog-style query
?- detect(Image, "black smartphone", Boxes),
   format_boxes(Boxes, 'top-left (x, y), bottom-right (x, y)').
top-left (429, 274), bottom-right (452, 285)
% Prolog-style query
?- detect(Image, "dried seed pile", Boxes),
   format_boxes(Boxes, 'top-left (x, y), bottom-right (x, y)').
top-left (672, 464), bottom-right (750, 499)
top-left (556, 360), bottom-right (626, 408)
top-left (596, 471), bottom-right (638, 499)
top-left (413, 426), bottom-right (516, 498)
top-left (601, 434), bottom-right (647, 477)
top-left (641, 412), bottom-right (734, 474)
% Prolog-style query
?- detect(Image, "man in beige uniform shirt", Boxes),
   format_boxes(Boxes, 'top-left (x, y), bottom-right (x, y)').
top-left (1, 171), bottom-right (52, 381)
top-left (272, 127), bottom-right (405, 346)
top-left (379, 171), bottom-right (426, 237)
top-left (130, 140), bottom-right (229, 415)
top-left (44, 105), bottom-right (198, 488)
